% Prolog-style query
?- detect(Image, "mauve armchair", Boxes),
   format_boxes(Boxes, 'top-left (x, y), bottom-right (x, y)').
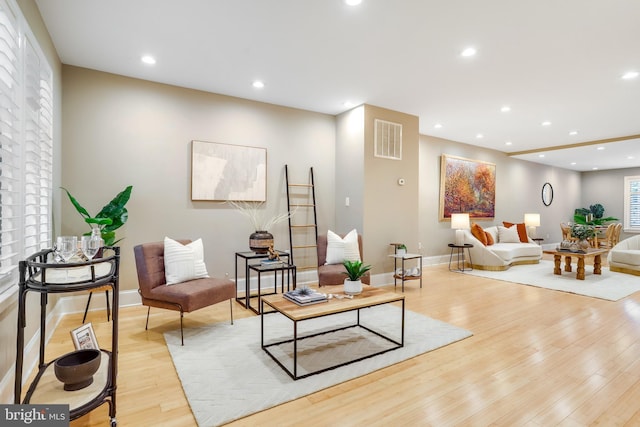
top-left (316, 233), bottom-right (370, 287)
top-left (134, 240), bottom-right (235, 345)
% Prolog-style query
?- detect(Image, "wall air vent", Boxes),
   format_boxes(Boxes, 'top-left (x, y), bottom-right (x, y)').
top-left (374, 119), bottom-right (402, 160)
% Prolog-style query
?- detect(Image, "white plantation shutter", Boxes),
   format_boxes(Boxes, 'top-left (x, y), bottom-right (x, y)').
top-left (624, 176), bottom-right (640, 232)
top-left (0, 0), bottom-right (21, 284)
top-left (23, 35), bottom-right (52, 257)
top-left (0, 0), bottom-right (53, 294)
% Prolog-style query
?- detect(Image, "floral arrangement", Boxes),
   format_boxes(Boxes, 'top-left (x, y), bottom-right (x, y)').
top-left (571, 223), bottom-right (596, 240)
top-left (228, 201), bottom-right (295, 231)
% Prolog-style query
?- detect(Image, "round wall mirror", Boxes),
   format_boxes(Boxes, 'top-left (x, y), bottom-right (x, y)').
top-left (542, 182), bottom-right (553, 206)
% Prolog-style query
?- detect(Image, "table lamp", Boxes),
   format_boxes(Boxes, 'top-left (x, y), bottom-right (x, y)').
top-left (524, 213), bottom-right (540, 238)
top-left (451, 213), bottom-right (470, 246)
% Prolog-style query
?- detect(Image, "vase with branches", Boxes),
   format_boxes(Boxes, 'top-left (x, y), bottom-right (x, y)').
top-left (229, 201), bottom-right (295, 253)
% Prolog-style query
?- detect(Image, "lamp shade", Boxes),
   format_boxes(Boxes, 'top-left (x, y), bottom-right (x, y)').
top-left (524, 213), bottom-right (540, 227)
top-left (451, 213), bottom-right (470, 230)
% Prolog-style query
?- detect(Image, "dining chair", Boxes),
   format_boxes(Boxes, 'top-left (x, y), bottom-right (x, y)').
top-left (599, 223), bottom-right (623, 249)
top-left (560, 223), bottom-right (576, 242)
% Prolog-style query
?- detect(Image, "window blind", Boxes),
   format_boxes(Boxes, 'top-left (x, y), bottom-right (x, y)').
top-left (0, 0), bottom-right (53, 294)
top-left (0, 0), bottom-right (21, 284)
top-left (624, 175), bottom-right (640, 232)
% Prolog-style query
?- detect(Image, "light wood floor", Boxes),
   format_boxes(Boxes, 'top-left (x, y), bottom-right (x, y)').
top-left (41, 258), bottom-right (640, 426)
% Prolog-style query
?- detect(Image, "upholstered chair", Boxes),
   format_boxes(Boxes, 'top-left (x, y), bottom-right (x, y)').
top-left (134, 240), bottom-right (235, 345)
top-left (316, 233), bottom-right (371, 286)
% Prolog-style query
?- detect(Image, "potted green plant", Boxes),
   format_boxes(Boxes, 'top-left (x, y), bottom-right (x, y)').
top-left (573, 204), bottom-right (617, 226)
top-left (342, 260), bottom-right (372, 295)
top-left (62, 185), bottom-right (133, 246)
top-left (396, 244), bottom-right (407, 256)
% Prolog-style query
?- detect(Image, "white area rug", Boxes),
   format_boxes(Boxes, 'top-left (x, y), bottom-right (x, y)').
top-left (164, 304), bottom-right (472, 426)
top-left (463, 260), bottom-right (640, 301)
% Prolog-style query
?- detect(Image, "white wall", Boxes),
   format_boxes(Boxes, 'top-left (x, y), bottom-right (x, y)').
top-left (61, 66), bottom-right (337, 291)
top-left (334, 106), bottom-right (365, 235)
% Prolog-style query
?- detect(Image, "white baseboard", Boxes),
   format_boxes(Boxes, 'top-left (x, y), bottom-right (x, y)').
top-left (55, 289), bottom-right (141, 316)
top-left (235, 255), bottom-right (448, 291)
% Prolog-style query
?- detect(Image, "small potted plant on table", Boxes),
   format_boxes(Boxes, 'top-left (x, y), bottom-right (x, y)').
top-left (342, 260), bottom-right (372, 296)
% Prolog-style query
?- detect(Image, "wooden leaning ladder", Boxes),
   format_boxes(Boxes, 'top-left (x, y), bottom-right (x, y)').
top-left (285, 165), bottom-right (318, 275)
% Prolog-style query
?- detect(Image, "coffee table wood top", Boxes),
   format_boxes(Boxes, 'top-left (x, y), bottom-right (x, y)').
top-left (261, 285), bottom-right (404, 321)
top-left (543, 248), bottom-right (609, 258)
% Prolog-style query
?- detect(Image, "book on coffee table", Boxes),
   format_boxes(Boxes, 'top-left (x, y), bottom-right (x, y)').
top-left (283, 289), bottom-right (328, 305)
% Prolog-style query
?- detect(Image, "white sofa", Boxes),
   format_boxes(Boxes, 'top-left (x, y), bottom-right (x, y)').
top-left (608, 234), bottom-right (640, 276)
top-left (462, 226), bottom-right (542, 271)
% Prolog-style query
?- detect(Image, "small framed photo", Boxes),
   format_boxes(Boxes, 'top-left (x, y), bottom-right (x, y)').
top-left (70, 322), bottom-right (99, 350)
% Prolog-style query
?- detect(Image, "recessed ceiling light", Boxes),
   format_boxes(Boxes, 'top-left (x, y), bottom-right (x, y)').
top-left (592, 167), bottom-right (599, 170)
top-left (538, 154), bottom-right (545, 158)
top-left (628, 156), bottom-right (635, 160)
top-left (141, 55), bottom-right (156, 65)
top-left (343, 101), bottom-right (354, 108)
top-left (505, 141), bottom-right (512, 146)
top-left (461, 47), bottom-right (477, 57)
top-left (541, 121), bottom-right (552, 126)
top-left (252, 80), bottom-right (265, 89)
top-left (476, 133), bottom-right (483, 139)
top-left (570, 162), bottom-right (577, 165)
top-left (434, 123), bottom-right (443, 129)
top-left (622, 71), bottom-right (639, 80)
top-left (597, 146), bottom-right (605, 151)
top-left (344, 0), bottom-right (362, 5)
top-left (569, 130), bottom-right (579, 136)
top-left (500, 106), bottom-right (511, 113)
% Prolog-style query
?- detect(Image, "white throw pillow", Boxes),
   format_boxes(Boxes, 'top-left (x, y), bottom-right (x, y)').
top-left (325, 229), bottom-right (361, 265)
top-left (164, 237), bottom-right (210, 285)
top-left (497, 225), bottom-right (521, 243)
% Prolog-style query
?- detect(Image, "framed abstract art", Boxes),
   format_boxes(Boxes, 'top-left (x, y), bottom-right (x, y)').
top-left (439, 154), bottom-right (496, 221)
top-left (191, 140), bottom-right (267, 202)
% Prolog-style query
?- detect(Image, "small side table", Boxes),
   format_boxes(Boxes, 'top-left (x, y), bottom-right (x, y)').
top-left (235, 250), bottom-right (290, 311)
top-left (246, 262), bottom-right (297, 314)
top-left (389, 253), bottom-right (422, 292)
top-left (448, 243), bottom-right (473, 272)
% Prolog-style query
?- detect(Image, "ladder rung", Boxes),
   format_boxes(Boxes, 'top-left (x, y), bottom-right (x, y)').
top-left (289, 184), bottom-right (313, 187)
top-left (292, 245), bottom-right (317, 249)
top-left (290, 204), bottom-right (315, 207)
top-left (291, 224), bottom-right (317, 228)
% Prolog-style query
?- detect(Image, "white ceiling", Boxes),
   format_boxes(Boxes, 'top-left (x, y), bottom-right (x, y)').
top-left (34, 0), bottom-right (640, 172)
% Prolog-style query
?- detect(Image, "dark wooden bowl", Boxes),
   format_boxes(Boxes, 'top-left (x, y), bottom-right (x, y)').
top-left (54, 349), bottom-right (101, 391)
